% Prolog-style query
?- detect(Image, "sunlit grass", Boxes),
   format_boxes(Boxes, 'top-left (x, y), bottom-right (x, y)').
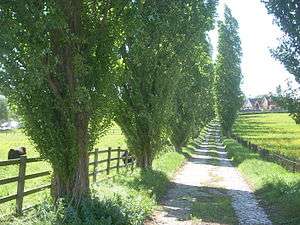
top-left (0, 124), bottom-right (127, 216)
top-left (0, 123), bottom-right (194, 219)
top-left (233, 113), bottom-right (300, 159)
top-left (224, 138), bottom-right (300, 225)
top-left (191, 193), bottom-right (238, 225)
top-left (1, 143), bottom-right (192, 225)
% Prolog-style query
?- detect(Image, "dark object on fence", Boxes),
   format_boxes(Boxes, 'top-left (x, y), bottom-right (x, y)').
top-left (1, 147), bottom-right (135, 215)
top-left (0, 155), bottom-right (51, 215)
top-left (122, 150), bottom-right (134, 164)
top-left (258, 147), bottom-right (270, 157)
top-left (250, 143), bottom-right (257, 151)
top-left (8, 147), bottom-right (27, 160)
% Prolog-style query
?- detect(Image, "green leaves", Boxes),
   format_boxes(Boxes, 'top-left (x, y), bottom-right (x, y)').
top-left (0, 0), bottom-right (221, 195)
top-left (262, 0), bottom-right (300, 124)
top-left (0, 97), bottom-right (8, 123)
top-left (262, 0), bottom-right (299, 81)
top-left (115, 0), bottom-right (218, 166)
top-left (274, 82), bottom-right (300, 124)
top-left (214, 5), bottom-right (243, 135)
top-left (0, 1), bottom-right (126, 197)
top-left (170, 44), bottom-right (216, 149)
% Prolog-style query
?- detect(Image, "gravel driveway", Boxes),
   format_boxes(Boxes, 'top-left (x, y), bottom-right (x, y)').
top-left (146, 122), bottom-right (272, 225)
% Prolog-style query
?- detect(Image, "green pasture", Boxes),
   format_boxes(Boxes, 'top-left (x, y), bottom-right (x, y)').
top-left (233, 113), bottom-right (300, 159)
top-left (0, 124), bottom-right (127, 216)
top-left (0, 129), bottom-right (193, 225)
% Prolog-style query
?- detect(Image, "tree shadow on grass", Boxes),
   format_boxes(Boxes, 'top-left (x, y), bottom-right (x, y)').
top-left (2, 193), bottom-right (142, 225)
top-left (224, 139), bottom-right (264, 166)
top-left (154, 179), bottom-right (300, 225)
top-left (189, 142), bottom-right (200, 149)
top-left (188, 156), bottom-right (233, 167)
top-left (154, 183), bottom-right (239, 225)
top-left (125, 169), bottom-right (170, 200)
top-left (255, 179), bottom-right (300, 225)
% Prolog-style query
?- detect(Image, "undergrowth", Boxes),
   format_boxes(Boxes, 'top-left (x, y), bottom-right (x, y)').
top-left (1, 146), bottom-right (192, 225)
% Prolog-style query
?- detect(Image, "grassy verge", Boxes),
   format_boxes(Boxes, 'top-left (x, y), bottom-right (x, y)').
top-left (191, 190), bottom-right (237, 225)
top-left (0, 125), bottom-right (126, 216)
top-left (1, 145), bottom-right (192, 225)
top-left (224, 138), bottom-right (300, 225)
top-left (233, 113), bottom-right (300, 159)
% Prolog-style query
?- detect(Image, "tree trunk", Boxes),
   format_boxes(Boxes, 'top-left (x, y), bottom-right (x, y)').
top-left (136, 143), bottom-right (153, 169)
top-left (51, 113), bottom-right (89, 204)
top-left (225, 129), bottom-right (232, 137)
top-left (175, 145), bottom-right (181, 152)
top-left (51, 153), bottom-right (89, 203)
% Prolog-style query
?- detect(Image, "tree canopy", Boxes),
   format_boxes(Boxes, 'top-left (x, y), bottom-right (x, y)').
top-left (115, 0), bottom-right (218, 168)
top-left (0, 0), bottom-right (223, 206)
top-left (214, 5), bottom-right (243, 136)
top-left (0, 97), bottom-right (8, 123)
top-left (262, 0), bottom-right (300, 82)
top-left (0, 0), bottom-right (126, 201)
top-left (262, 0), bottom-right (300, 124)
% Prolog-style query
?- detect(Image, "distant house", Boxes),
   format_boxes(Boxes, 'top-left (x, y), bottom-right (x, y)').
top-left (241, 97), bottom-right (280, 112)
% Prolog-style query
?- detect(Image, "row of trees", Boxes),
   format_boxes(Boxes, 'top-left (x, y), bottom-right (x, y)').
top-left (0, 1), bottom-right (242, 204)
top-left (214, 6), bottom-right (243, 136)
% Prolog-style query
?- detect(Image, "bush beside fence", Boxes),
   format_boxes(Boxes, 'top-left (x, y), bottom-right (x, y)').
top-left (0, 147), bottom-right (134, 215)
top-left (231, 134), bottom-right (300, 173)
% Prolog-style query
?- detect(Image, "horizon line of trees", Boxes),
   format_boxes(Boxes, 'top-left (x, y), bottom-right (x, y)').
top-left (0, 1), bottom-right (242, 205)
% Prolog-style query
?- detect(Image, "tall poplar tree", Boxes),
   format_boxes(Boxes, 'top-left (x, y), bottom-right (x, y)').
top-left (115, 0), bottom-right (182, 169)
top-left (169, 1), bottom-right (217, 151)
top-left (214, 6), bottom-right (243, 136)
top-left (115, 0), bottom-right (218, 168)
top-left (0, 1), bottom-right (126, 202)
top-left (170, 45), bottom-right (216, 151)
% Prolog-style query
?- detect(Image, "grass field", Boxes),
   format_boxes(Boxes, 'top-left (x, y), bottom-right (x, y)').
top-left (0, 124), bottom-right (127, 216)
top-left (0, 124), bottom-right (126, 160)
top-left (224, 139), bottom-right (300, 225)
top-left (0, 128), bottom-right (194, 225)
top-left (2, 148), bottom-right (191, 225)
top-left (233, 113), bottom-right (300, 160)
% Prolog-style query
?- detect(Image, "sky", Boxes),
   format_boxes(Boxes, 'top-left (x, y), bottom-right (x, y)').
top-left (209, 0), bottom-right (298, 98)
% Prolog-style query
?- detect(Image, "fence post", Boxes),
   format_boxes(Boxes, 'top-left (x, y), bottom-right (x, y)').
top-left (16, 155), bottom-right (27, 215)
top-left (131, 155), bottom-right (134, 172)
top-left (292, 161), bottom-right (296, 173)
top-left (247, 141), bottom-right (251, 148)
top-left (117, 147), bottom-right (121, 173)
top-left (295, 161), bottom-right (300, 173)
top-left (93, 148), bottom-right (99, 183)
top-left (125, 150), bottom-right (128, 168)
top-left (107, 147), bottom-right (111, 175)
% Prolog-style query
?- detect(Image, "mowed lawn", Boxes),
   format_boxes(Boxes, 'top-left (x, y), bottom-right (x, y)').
top-left (233, 113), bottom-right (300, 160)
top-left (0, 125), bottom-right (126, 160)
top-left (0, 124), bottom-right (127, 216)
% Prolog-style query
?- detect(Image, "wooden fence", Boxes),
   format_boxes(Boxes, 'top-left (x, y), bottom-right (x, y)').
top-left (231, 134), bottom-right (300, 173)
top-left (0, 147), bottom-right (134, 215)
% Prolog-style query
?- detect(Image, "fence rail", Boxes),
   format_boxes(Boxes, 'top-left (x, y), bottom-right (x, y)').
top-left (231, 134), bottom-right (300, 173)
top-left (0, 147), bottom-right (134, 215)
